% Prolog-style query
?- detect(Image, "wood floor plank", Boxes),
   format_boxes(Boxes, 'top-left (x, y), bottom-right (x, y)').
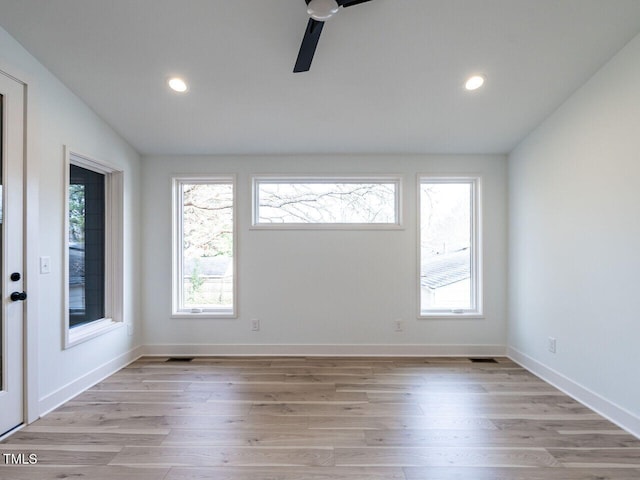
top-left (186, 381), bottom-right (340, 393)
top-left (34, 413), bottom-right (310, 429)
top-left (54, 401), bottom-right (251, 417)
top-left (367, 392), bottom-right (571, 404)
top-left (250, 402), bottom-right (424, 417)
top-left (112, 372), bottom-right (289, 383)
top-left (1, 430), bottom-right (167, 446)
top-left (284, 374), bottom-right (428, 385)
top-left (417, 402), bottom-right (595, 417)
top-left (547, 448), bottom-right (640, 467)
top-left (403, 466), bottom-right (640, 480)
top-left (89, 381), bottom-right (190, 391)
top-left (205, 390), bottom-right (368, 403)
top-left (337, 383), bottom-right (489, 394)
top-left (0, 445), bottom-right (120, 466)
top-left (0, 466), bottom-right (170, 480)
top-left (73, 391), bottom-right (212, 403)
top-left (110, 446), bottom-right (335, 467)
top-left (491, 418), bottom-right (626, 432)
top-left (334, 446), bottom-right (560, 467)
top-left (481, 382), bottom-right (560, 393)
top-left (165, 466), bottom-right (406, 480)
top-left (307, 415), bottom-right (499, 431)
top-left (162, 427), bottom-right (366, 447)
top-left (364, 429), bottom-right (640, 448)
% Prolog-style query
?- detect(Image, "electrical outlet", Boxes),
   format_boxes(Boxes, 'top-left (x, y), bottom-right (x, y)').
top-left (251, 319), bottom-right (260, 331)
top-left (548, 337), bottom-right (557, 353)
top-left (394, 319), bottom-right (403, 332)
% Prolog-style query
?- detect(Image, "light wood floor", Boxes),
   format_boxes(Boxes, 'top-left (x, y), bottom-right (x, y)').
top-left (1, 356), bottom-right (639, 479)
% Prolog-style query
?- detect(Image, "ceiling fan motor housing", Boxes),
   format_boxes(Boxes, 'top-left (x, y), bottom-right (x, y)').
top-left (307, 0), bottom-right (340, 21)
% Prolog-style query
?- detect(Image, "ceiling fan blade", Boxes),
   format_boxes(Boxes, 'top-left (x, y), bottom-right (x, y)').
top-left (337, 0), bottom-right (372, 7)
top-left (293, 18), bottom-right (325, 73)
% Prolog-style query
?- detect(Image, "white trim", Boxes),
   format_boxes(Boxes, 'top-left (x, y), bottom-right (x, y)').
top-left (171, 174), bottom-right (237, 318)
top-left (0, 68), bottom-right (26, 435)
top-left (417, 313), bottom-right (485, 320)
top-left (0, 423), bottom-right (25, 442)
top-left (508, 347), bottom-right (640, 439)
top-left (65, 318), bottom-right (123, 346)
top-left (171, 312), bottom-right (235, 320)
top-left (417, 174), bottom-right (483, 318)
top-left (0, 61), bottom-right (40, 425)
top-left (251, 174), bottom-right (403, 229)
top-left (37, 346), bottom-right (144, 417)
top-left (23, 77), bottom-right (39, 425)
top-left (143, 343), bottom-right (506, 357)
top-left (63, 147), bottom-right (124, 348)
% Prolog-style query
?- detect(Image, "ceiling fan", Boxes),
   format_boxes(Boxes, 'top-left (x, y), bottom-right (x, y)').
top-left (294, 0), bottom-right (373, 73)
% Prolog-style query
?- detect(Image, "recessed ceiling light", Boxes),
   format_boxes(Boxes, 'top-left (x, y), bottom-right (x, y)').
top-left (168, 77), bottom-right (188, 93)
top-left (465, 75), bottom-right (485, 91)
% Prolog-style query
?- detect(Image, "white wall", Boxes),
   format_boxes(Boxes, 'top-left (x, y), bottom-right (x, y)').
top-left (142, 154), bottom-right (507, 355)
top-left (0, 26), bottom-right (142, 417)
top-left (508, 33), bottom-right (640, 433)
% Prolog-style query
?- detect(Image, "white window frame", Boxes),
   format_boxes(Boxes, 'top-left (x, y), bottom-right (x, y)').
top-left (64, 147), bottom-right (124, 348)
top-left (417, 175), bottom-right (482, 318)
top-left (172, 175), bottom-right (237, 318)
top-left (251, 175), bottom-right (403, 229)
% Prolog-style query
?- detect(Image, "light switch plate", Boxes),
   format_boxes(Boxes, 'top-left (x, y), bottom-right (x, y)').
top-left (40, 256), bottom-right (51, 274)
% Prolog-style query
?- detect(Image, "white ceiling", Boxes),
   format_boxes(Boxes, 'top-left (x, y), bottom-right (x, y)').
top-left (2, 0), bottom-right (640, 155)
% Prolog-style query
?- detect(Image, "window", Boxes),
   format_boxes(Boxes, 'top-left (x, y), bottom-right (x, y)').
top-left (419, 176), bottom-right (481, 316)
top-left (252, 176), bottom-right (402, 228)
top-left (65, 149), bottom-right (123, 347)
top-left (173, 176), bottom-right (236, 317)
top-left (68, 165), bottom-right (104, 327)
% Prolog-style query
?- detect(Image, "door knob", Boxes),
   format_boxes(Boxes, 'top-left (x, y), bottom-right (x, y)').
top-left (10, 291), bottom-right (27, 301)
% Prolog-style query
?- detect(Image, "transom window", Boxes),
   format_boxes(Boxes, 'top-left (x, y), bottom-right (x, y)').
top-left (419, 176), bottom-right (481, 316)
top-left (172, 176), bottom-right (236, 317)
top-left (252, 176), bottom-right (402, 228)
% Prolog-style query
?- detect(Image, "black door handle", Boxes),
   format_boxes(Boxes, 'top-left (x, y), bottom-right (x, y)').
top-left (10, 291), bottom-right (27, 301)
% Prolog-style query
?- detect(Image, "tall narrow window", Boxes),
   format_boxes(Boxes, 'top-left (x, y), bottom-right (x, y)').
top-left (65, 148), bottom-right (123, 347)
top-left (419, 177), bottom-right (481, 316)
top-left (173, 176), bottom-right (235, 317)
top-left (68, 165), bottom-right (105, 327)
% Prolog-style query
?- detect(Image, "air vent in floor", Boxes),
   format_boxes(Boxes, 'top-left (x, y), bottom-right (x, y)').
top-left (166, 357), bottom-right (194, 362)
top-left (469, 358), bottom-right (498, 363)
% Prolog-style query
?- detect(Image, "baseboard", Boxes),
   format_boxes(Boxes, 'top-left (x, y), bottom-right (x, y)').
top-left (38, 345), bottom-right (145, 417)
top-left (142, 343), bottom-right (507, 357)
top-left (508, 346), bottom-right (640, 439)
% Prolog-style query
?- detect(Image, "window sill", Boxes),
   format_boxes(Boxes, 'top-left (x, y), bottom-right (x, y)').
top-left (65, 318), bottom-right (122, 349)
top-left (418, 312), bottom-right (484, 320)
top-left (172, 311), bottom-right (236, 319)
top-left (250, 223), bottom-right (404, 231)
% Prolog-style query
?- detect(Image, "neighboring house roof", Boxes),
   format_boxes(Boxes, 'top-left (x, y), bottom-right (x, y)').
top-left (421, 249), bottom-right (470, 289)
top-left (184, 256), bottom-right (231, 277)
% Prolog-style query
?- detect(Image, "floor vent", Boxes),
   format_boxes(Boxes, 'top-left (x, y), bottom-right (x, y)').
top-left (469, 358), bottom-right (498, 363)
top-left (166, 357), bottom-right (194, 362)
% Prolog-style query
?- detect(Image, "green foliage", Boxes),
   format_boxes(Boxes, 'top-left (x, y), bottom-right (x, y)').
top-left (68, 184), bottom-right (85, 243)
top-left (187, 259), bottom-right (204, 303)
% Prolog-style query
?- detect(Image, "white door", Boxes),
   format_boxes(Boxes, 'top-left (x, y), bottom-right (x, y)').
top-left (0, 71), bottom-right (25, 436)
